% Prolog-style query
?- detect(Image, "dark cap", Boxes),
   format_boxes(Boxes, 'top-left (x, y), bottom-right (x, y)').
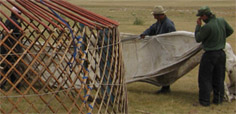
top-left (196, 6), bottom-right (212, 16)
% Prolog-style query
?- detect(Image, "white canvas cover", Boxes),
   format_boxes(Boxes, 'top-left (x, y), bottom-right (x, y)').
top-left (121, 31), bottom-right (203, 86)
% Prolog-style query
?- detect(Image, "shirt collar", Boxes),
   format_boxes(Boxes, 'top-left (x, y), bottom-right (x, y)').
top-left (158, 16), bottom-right (167, 24)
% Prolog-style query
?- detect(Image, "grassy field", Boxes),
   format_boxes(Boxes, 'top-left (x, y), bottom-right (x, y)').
top-left (71, 0), bottom-right (236, 113)
top-left (1, 0), bottom-right (235, 113)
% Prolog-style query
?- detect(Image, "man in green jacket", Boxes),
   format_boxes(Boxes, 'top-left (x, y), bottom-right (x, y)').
top-left (195, 6), bottom-right (234, 106)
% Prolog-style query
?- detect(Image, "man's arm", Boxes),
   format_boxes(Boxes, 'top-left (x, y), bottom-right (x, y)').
top-left (5, 20), bottom-right (14, 30)
top-left (167, 25), bottom-right (176, 32)
top-left (195, 25), bottom-right (210, 43)
top-left (140, 23), bottom-right (157, 38)
top-left (195, 18), bottom-right (210, 43)
top-left (224, 20), bottom-right (234, 38)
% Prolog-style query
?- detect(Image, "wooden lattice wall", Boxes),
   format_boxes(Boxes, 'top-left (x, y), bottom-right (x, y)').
top-left (0, 0), bottom-right (127, 113)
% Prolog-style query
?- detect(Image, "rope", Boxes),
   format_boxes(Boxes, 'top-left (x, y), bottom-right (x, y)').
top-left (0, 37), bottom-right (140, 56)
top-left (0, 83), bottom-right (125, 98)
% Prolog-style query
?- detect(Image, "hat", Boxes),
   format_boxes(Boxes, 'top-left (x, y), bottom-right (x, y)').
top-left (12, 7), bottom-right (21, 14)
top-left (196, 6), bottom-right (212, 16)
top-left (151, 5), bottom-right (167, 15)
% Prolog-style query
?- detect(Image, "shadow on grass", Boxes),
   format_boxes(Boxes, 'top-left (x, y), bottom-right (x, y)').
top-left (127, 82), bottom-right (199, 106)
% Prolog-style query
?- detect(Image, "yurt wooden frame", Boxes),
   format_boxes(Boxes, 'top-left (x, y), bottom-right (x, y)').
top-left (0, 0), bottom-right (126, 113)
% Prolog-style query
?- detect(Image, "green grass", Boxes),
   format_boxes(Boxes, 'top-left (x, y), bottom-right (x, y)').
top-left (133, 17), bottom-right (144, 25)
top-left (71, 0), bottom-right (236, 113)
top-left (1, 0), bottom-right (235, 113)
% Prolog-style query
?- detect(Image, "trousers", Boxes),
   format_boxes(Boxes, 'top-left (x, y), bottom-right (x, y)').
top-left (198, 49), bottom-right (226, 105)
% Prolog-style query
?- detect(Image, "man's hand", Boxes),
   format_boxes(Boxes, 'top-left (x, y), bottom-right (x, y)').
top-left (140, 34), bottom-right (145, 39)
top-left (197, 18), bottom-right (202, 26)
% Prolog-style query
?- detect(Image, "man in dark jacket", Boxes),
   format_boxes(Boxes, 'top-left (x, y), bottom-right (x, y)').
top-left (195, 6), bottom-right (234, 106)
top-left (0, 7), bottom-right (22, 90)
top-left (140, 5), bottom-right (176, 94)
